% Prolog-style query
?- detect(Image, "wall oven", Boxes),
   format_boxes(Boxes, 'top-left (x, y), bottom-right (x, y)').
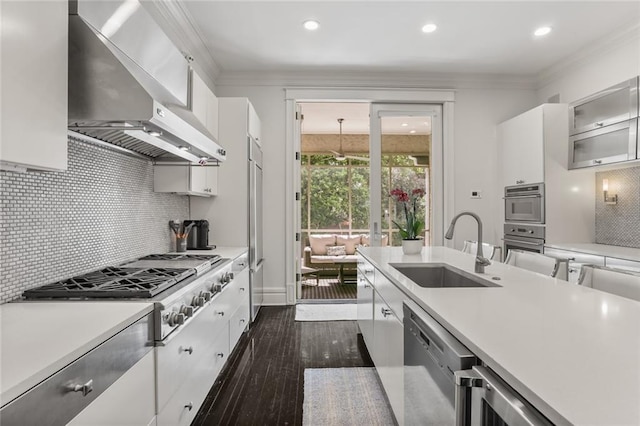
top-left (504, 183), bottom-right (544, 223)
top-left (503, 224), bottom-right (545, 256)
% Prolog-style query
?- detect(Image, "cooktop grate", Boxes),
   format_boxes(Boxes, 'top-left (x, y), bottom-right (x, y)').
top-left (138, 254), bottom-right (220, 261)
top-left (22, 267), bottom-right (195, 299)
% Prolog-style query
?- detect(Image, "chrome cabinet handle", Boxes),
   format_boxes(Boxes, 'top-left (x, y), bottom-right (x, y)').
top-left (217, 311), bottom-right (225, 317)
top-left (381, 307), bottom-right (392, 317)
top-left (364, 283), bottom-right (371, 288)
top-left (185, 402), bottom-right (193, 411)
top-left (69, 379), bottom-right (93, 396)
top-left (594, 159), bottom-right (602, 164)
top-left (217, 352), bottom-right (224, 358)
top-left (595, 122), bottom-right (604, 127)
top-left (182, 346), bottom-right (194, 355)
top-left (240, 287), bottom-right (246, 292)
top-left (516, 180), bottom-right (525, 184)
top-left (240, 319), bottom-right (246, 324)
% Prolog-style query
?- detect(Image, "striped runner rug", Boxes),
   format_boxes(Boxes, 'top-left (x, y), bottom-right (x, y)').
top-left (301, 277), bottom-right (357, 300)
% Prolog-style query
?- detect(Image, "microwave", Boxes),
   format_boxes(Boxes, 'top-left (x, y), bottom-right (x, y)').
top-left (504, 183), bottom-right (544, 223)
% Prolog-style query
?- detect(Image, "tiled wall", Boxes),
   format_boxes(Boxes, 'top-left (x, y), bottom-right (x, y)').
top-left (0, 138), bottom-right (189, 303)
top-left (595, 166), bottom-right (640, 248)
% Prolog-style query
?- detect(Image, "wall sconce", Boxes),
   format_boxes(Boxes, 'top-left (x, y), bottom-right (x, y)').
top-left (602, 179), bottom-right (618, 205)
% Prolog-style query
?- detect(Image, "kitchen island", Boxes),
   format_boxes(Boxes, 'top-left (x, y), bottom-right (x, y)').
top-left (358, 246), bottom-right (640, 426)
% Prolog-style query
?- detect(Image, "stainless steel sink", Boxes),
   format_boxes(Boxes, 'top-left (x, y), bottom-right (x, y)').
top-left (390, 264), bottom-right (501, 288)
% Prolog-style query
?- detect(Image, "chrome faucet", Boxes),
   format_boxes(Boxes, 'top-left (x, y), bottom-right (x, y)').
top-left (445, 211), bottom-right (491, 274)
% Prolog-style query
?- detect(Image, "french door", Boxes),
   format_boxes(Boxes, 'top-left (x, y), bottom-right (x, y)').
top-left (369, 103), bottom-right (444, 247)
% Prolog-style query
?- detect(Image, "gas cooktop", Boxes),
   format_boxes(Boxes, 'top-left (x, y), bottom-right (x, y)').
top-left (22, 253), bottom-right (222, 300)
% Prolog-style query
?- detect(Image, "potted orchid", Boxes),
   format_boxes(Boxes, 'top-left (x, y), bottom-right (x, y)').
top-left (390, 188), bottom-right (425, 254)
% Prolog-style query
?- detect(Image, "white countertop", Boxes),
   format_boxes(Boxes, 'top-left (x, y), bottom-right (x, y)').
top-left (545, 242), bottom-right (640, 262)
top-left (358, 246), bottom-right (640, 426)
top-left (0, 302), bottom-right (153, 407)
top-left (173, 246), bottom-right (248, 261)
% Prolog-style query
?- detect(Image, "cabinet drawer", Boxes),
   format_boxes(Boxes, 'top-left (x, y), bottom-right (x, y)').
top-left (374, 269), bottom-right (406, 321)
top-left (157, 301), bottom-right (222, 410)
top-left (357, 256), bottom-right (375, 285)
top-left (157, 327), bottom-right (229, 426)
top-left (569, 118), bottom-right (637, 169)
top-left (229, 296), bottom-right (250, 351)
top-left (605, 257), bottom-right (640, 272)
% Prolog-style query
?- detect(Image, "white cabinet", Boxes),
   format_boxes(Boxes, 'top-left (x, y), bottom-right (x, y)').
top-left (68, 351), bottom-right (156, 426)
top-left (0, 0), bottom-right (68, 172)
top-left (373, 289), bottom-right (404, 426)
top-left (229, 267), bottom-right (250, 349)
top-left (248, 102), bottom-right (262, 144)
top-left (154, 164), bottom-right (218, 197)
top-left (357, 256), bottom-right (375, 349)
top-left (498, 106), bottom-right (544, 187)
top-left (191, 70), bottom-right (219, 140)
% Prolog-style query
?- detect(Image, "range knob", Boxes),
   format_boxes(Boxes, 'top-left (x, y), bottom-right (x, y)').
top-left (528, 230), bottom-right (534, 234)
top-left (180, 305), bottom-right (194, 318)
top-left (221, 272), bottom-right (234, 285)
top-left (191, 296), bottom-right (205, 308)
top-left (167, 312), bottom-right (186, 327)
top-left (200, 291), bottom-right (212, 302)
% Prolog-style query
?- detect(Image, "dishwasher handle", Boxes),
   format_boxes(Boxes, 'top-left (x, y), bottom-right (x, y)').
top-left (455, 366), bottom-right (553, 426)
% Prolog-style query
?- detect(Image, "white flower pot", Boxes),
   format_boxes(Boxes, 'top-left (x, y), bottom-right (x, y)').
top-left (402, 239), bottom-right (423, 255)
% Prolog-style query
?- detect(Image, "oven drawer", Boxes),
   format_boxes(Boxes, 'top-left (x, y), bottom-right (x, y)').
top-left (157, 301), bottom-right (223, 411)
top-left (229, 293), bottom-right (250, 351)
top-left (157, 326), bottom-right (230, 426)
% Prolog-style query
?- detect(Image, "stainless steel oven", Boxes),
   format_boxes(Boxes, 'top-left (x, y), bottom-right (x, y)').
top-left (503, 224), bottom-right (545, 256)
top-left (455, 366), bottom-right (553, 426)
top-left (504, 183), bottom-right (544, 223)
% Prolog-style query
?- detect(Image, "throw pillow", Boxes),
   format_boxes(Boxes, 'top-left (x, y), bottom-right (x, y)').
top-left (326, 245), bottom-right (347, 256)
top-left (336, 235), bottom-right (362, 255)
top-left (309, 234), bottom-right (336, 255)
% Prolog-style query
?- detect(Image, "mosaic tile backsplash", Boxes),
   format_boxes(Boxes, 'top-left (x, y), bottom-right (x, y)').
top-left (0, 138), bottom-right (189, 303)
top-left (595, 166), bottom-right (640, 248)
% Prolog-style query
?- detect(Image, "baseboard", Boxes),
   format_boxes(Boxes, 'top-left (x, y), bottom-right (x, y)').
top-left (262, 286), bottom-right (287, 305)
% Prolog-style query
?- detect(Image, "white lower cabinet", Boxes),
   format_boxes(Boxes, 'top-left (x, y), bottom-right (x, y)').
top-left (157, 326), bottom-right (229, 426)
top-left (357, 272), bottom-right (374, 349)
top-left (373, 289), bottom-right (404, 426)
top-left (68, 350), bottom-right (156, 426)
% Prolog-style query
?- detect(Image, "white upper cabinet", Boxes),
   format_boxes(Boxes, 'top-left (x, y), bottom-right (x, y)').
top-left (191, 70), bottom-right (219, 140)
top-left (248, 102), bottom-right (261, 144)
top-left (498, 106), bottom-right (545, 187)
top-left (1, 1), bottom-right (68, 172)
top-left (154, 164), bottom-right (218, 197)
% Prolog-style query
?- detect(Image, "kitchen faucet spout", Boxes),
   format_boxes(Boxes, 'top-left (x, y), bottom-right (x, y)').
top-left (445, 211), bottom-right (491, 273)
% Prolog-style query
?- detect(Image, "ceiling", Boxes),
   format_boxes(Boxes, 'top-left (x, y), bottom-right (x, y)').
top-left (182, 1), bottom-right (640, 77)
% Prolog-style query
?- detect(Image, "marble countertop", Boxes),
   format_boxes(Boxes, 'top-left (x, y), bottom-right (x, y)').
top-left (544, 242), bottom-right (640, 262)
top-left (0, 301), bottom-right (153, 407)
top-left (358, 246), bottom-right (640, 426)
top-left (172, 246), bottom-right (248, 260)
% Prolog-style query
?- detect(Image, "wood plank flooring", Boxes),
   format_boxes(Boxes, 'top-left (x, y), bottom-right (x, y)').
top-left (193, 306), bottom-right (373, 426)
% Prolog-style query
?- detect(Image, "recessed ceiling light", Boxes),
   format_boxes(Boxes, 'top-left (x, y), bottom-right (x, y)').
top-left (401, 123), bottom-right (409, 127)
top-left (179, 146), bottom-right (190, 151)
top-left (422, 24), bottom-right (437, 33)
top-left (534, 26), bottom-right (552, 37)
top-left (409, 130), bottom-right (417, 134)
top-left (303, 20), bottom-right (319, 31)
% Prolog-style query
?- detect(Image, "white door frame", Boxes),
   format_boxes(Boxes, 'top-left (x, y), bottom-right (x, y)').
top-left (284, 87), bottom-right (455, 305)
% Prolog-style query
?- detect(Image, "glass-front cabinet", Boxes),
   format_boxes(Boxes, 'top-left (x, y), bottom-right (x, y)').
top-left (568, 76), bottom-right (639, 169)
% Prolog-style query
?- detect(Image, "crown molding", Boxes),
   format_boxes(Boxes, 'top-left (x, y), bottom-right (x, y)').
top-left (536, 21), bottom-right (640, 90)
top-left (142, 0), bottom-right (221, 90)
top-left (215, 70), bottom-right (537, 91)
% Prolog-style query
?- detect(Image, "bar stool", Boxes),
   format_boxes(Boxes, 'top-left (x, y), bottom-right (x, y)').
top-left (462, 240), bottom-right (503, 262)
top-left (504, 249), bottom-right (568, 280)
top-left (578, 265), bottom-right (640, 302)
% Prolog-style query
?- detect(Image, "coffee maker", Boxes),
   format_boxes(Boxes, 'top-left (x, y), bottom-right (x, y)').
top-left (184, 220), bottom-right (212, 250)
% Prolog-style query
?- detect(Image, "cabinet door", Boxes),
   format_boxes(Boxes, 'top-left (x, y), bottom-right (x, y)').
top-left (373, 290), bottom-right (404, 425)
top-left (191, 70), bottom-right (219, 139)
top-left (248, 102), bottom-right (261, 144)
top-left (605, 257), bottom-right (640, 273)
top-left (68, 351), bottom-right (155, 426)
top-left (357, 272), bottom-right (374, 349)
top-left (499, 107), bottom-right (544, 186)
top-left (1, 1), bottom-right (68, 172)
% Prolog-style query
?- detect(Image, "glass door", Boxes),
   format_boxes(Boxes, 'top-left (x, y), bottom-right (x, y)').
top-left (369, 104), bottom-right (443, 247)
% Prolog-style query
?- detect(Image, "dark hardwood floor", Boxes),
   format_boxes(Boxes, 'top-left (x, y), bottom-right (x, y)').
top-left (193, 306), bottom-right (373, 426)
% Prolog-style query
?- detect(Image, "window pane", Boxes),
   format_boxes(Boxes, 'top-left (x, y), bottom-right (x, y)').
top-left (309, 168), bottom-right (349, 229)
top-left (351, 167), bottom-right (370, 230)
top-left (309, 154), bottom-right (344, 166)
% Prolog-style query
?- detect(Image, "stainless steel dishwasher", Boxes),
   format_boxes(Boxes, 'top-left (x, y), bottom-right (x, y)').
top-left (404, 300), bottom-right (477, 425)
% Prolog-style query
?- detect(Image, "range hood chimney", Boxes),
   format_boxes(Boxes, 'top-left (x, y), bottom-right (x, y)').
top-left (68, 0), bottom-right (225, 163)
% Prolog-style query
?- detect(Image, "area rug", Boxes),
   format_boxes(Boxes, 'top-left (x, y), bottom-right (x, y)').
top-left (302, 367), bottom-right (395, 425)
top-left (295, 303), bottom-right (357, 321)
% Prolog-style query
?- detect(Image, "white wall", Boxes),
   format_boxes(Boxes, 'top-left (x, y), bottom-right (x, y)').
top-left (536, 28), bottom-right (640, 104)
top-left (215, 82), bottom-right (536, 303)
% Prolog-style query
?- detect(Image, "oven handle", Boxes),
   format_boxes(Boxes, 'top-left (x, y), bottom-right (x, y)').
top-left (502, 238), bottom-right (544, 247)
top-left (503, 194), bottom-right (542, 199)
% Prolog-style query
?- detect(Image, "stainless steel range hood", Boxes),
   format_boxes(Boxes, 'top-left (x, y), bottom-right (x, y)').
top-left (68, 0), bottom-right (225, 163)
